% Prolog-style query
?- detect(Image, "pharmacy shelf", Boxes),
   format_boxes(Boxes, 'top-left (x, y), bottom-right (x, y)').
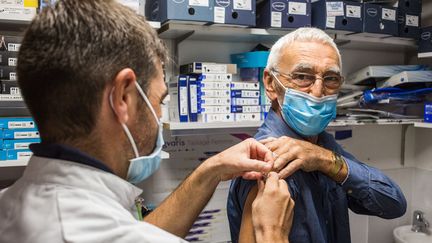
top-left (418, 52), bottom-right (432, 59)
top-left (165, 119), bottom-right (424, 136)
top-left (158, 22), bottom-right (416, 51)
top-left (164, 121), bottom-right (263, 136)
top-left (414, 122), bottom-right (432, 129)
top-left (0, 159), bottom-right (29, 167)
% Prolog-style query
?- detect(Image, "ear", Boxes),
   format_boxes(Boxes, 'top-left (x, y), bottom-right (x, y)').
top-left (110, 68), bottom-right (137, 124)
top-left (263, 69), bottom-right (278, 103)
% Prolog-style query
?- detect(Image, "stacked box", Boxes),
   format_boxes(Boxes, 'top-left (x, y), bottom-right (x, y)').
top-left (230, 81), bottom-right (261, 121)
top-left (395, 0), bottom-right (422, 39)
top-left (0, 117), bottom-right (40, 162)
top-left (0, 35), bottom-right (23, 100)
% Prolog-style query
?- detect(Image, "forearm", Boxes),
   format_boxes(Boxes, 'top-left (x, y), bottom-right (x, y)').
top-left (255, 230), bottom-right (289, 243)
top-left (144, 158), bottom-right (220, 238)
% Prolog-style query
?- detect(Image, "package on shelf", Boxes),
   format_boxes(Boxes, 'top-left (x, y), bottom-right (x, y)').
top-left (234, 112), bottom-right (261, 121)
top-left (199, 89), bottom-right (231, 98)
top-left (231, 105), bottom-right (261, 113)
top-left (397, 10), bottom-right (420, 39)
top-left (256, 0), bottom-right (311, 29)
top-left (200, 73), bottom-right (232, 82)
top-left (0, 149), bottom-right (32, 161)
top-left (311, 0), bottom-right (363, 34)
top-left (425, 103), bottom-right (432, 123)
top-left (0, 117), bottom-right (37, 129)
top-left (145, 0), bottom-right (214, 24)
top-left (198, 113), bottom-right (234, 122)
top-left (357, 3), bottom-right (398, 37)
top-left (0, 35), bottom-right (22, 52)
top-left (231, 97), bottom-right (260, 106)
top-left (346, 65), bottom-right (429, 85)
top-left (168, 76), bottom-right (188, 122)
top-left (0, 128), bottom-right (39, 139)
top-left (0, 66), bottom-right (16, 81)
top-left (0, 0), bottom-right (38, 21)
top-left (0, 51), bottom-right (18, 67)
top-left (199, 97), bottom-right (231, 106)
top-left (213, 0), bottom-right (256, 27)
top-left (0, 138), bottom-right (40, 150)
top-left (231, 89), bottom-right (260, 98)
top-left (200, 105), bottom-right (231, 114)
top-left (392, 0), bottom-right (422, 13)
top-left (419, 26), bottom-right (432, 58)
top-left (230, 81), bottom-right (259, 90)
top-left (1, 80), bottom-right (20, 95)
top-left (180, 62), bottom-right (237, 74)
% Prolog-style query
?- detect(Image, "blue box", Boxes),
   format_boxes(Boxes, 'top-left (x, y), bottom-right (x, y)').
top-left (146, 0), bottom-right (214, 24)
top-left (187, 75), bottom-right (199, 122)
top-left (256, 0), bottom-right (311, 29)
top-left (0, 117), bottom-right (36, 130)
top-left (396, 0), bottom-right (422, 13)
top-left (231, 51), bottom-right (269, 68)
top-left (213, 0), bottom-right (256, 26)
top-left (0, 138), bottom-right (40, 150)
top-left (312, 0), bottom-right (363, 33)
top-left (425, 103), bottom-right (432, 123)
top-left (419, 27), bottom-right (432, 58)
top-left (0, 149), bottom-right (32, 161)
top-left (397, 10), bottom-right (420, 39)
top-left (362, 3), bottom-right (398, 37)
top-left (0, 129), bottom-right (40, 139)
top-left (231, 90), bottom-right (260, 98)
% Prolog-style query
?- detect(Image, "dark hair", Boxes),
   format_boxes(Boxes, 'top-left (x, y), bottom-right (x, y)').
top-left (17, 0), bottom-right (167, 143)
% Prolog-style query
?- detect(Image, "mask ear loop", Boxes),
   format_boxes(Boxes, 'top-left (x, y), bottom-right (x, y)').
top-left (270, 70), bottom-right (288, 109)
top-left (109, 87), bottom-right (140, 158)
top-left (134, 82), bottom-right (160, 124)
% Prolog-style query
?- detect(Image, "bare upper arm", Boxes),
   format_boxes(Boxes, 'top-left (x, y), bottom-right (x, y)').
top-left (239, 185), bottom-right (258, 243)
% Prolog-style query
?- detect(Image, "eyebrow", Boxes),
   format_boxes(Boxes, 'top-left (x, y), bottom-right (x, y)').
top-left (324, 66), bottom-right (341, 75)
top-left (291, 63), bottom-right (315, 72)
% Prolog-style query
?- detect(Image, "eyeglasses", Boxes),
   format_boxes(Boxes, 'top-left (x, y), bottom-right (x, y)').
top-left (271, 69), bottom-right (344, 90)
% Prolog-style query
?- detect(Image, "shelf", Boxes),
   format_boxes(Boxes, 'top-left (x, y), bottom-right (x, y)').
top-left (0, 19), bottom-right (31, 32)
top-left (0, 159), bottom-right (28, 167)
top-left (414, 122), bottom-right (432, 129)
top-left (0, 101), bottom-right (30, 116)
top-left (164, 121), bottom-right (263, 136)
top-left (165, 119), bottom-right (424, 136)
top-left (418, 52), bottom-right (432, 58)
top-left (158, 22), bottom-right (416, 51)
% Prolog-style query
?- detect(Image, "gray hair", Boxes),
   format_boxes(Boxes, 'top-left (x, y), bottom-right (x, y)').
top-left (266, 27), bottom-right (342, 71)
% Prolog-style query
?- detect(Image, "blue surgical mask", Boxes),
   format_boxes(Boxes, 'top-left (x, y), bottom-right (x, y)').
top-left (109, 82), bottom-right (164, 184)
top-left (272, 71), bottom-right (337, 137)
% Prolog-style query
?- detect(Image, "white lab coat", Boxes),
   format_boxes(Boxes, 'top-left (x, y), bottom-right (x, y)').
top-left (0, 156), bottom-right (187, 243)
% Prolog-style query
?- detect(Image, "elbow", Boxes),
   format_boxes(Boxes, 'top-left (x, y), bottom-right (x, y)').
top-left (381, 194), bottom-right (407, 219)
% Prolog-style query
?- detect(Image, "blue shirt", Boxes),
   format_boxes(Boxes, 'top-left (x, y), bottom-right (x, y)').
top-left (227, 109), bottom-right (407, 243)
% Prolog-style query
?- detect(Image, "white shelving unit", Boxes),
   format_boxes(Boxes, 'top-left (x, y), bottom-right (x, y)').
top-left (0, 159), bottom-right (29, 168)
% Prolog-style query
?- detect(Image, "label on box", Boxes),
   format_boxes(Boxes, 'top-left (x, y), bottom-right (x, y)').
top-left (189, 0), bottom-right (208, 7)
top-left (271, 11), bottom-right (282, 28)
top-left (200, 105), bottom-right (230, 114)
top-left (200, 97), bottom-right (231, 106)
top-left (17, 151), bottom-right (32, 160)
top-left (7, 43), bottom-right (20, 52)
top-left (200, 82), bottom-right (231, 90)
top-left (179, 87), bottom-right (188, 116)
top-left (201, 73), bottom-right (232, 82)
top-left (8, 57), bottom-right (17, 66)
top-left (14, 142), bottom-right (32, 150)
top-left (346, 5), bottom-right (361, 18)
top-left (214, 6), bottom-right (225, 23)
top-left (190, 85), bottom-right (198, 113)
top-left (9, 72), bottom-right (16, 80)
top-left (382, 8), bottom-right (396, 21)
top-left (200, 90), bottom-right (230, 97)
top-left (202, 64), bottom-right (227, 74)
top-left (234, 113), bottom-right (261, 121)
top-left (288, 2), bottom-right (306, 15)
top-left (10, 87), bottom-right (20, 95)
top-left (406, 15), bottom-right (419, 27)
top-left (8, 121), bottom-right (35, 129)
top-left (0, 7), bottom-right (36, 21)
top-left (326, 16), bottom-right (336, 28)
top-left (14, 131), bottom-right (39, 139)
top-left (326, 2), bottom-right (344, 17)
top-left (234, 0), bottom-right (251, 10)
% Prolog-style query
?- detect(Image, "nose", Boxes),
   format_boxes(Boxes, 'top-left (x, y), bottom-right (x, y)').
top-left (309, 78), bottom-right (325, 98)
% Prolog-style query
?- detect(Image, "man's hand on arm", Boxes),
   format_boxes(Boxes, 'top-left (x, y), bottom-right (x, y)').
top-left (261, 136), bottom-right (348, 183)
top-left (144, 138), bottom-right (274, 238)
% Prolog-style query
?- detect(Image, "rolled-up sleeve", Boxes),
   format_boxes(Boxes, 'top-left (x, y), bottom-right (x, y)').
top-left (339, 154), bottom-right (407, 219)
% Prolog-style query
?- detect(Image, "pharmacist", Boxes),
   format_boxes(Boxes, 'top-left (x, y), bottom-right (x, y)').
top-left (0, 1), bottom-right (294, 243)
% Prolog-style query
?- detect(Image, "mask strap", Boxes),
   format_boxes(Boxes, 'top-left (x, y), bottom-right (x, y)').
top-left (270, 70), bottom-right (287, 108)
top-left (109, 88), bottom-right (140, 158)
top-left (135, 82), bottom-right (160, 124)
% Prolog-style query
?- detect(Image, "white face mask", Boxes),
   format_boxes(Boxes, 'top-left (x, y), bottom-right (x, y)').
top-left (109, 82), bottom-right (164, 184)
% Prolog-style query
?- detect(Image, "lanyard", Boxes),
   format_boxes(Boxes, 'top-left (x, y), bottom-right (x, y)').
top-left (135, 197), bottom-right (151, 221)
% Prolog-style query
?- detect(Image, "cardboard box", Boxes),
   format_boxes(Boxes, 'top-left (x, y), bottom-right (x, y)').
top-left (0, 138), bottom-right (40, 150)
top-left (0, 149), bottom-right (32, 161)
top-left (0, 51), bottom-right (18, 66)
top-left (360, 3), bottom-right (398, 37)
top-left (146, 0), bottom-right (214, 24)
top-left (1, 80), bottom-right (20, 95)
top-left (0, 128), bottom-right (40, 139)
top-left (256, 0), bottom-right (311, 29)
top-left (180, 62), bottom-right (237, 74)
top-left (213, 0), bottom-right (256, 26)
top-left (0, 66), bottom-right (16, 80)
top-left (0, 35), bottom-right (22, 52)
top-left (419, 26), bottom-right (432, 58)
top-left (397, 10), bottom-right (420, 39)
top-left (0, 117), bottom-right (36, 129)
top-left (311, 0), bottom-right (363, 33)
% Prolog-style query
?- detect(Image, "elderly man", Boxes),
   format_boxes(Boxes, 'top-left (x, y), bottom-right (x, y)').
top-left (0, 1), bottom-right (295, 242)
top-left (227, 27), bottom-right (407, 243)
